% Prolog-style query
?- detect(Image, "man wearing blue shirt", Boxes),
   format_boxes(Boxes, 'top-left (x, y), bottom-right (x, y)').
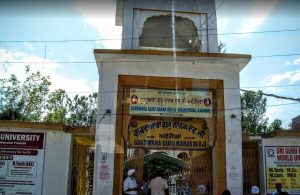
top-left (123, 169), bottom-right (139, 195)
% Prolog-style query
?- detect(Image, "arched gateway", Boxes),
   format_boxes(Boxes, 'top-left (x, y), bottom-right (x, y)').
top-left (116, 76), bottom-right (221, 195)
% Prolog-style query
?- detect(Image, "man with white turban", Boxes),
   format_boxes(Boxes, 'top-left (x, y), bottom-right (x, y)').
top-left (123, 169), bottom-right (138, 195)
top-left (197, 184), bottom-right (207, 195)
top-left (251, 186), bottom-right (260, 195)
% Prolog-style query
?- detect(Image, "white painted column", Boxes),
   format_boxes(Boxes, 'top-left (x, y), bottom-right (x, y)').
top-left (224, 64), bottom-right (243, 195)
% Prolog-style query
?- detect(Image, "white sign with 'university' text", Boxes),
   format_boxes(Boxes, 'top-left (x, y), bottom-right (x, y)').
top-left (0, 131), bottom-right (45, 195)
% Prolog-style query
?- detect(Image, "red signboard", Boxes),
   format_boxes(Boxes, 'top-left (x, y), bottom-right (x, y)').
top-left (0, 132), bottom-right (44, 149)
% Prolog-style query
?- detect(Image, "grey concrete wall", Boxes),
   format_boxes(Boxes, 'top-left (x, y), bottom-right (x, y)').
top-left (42, 131), bottom-right (72, 195)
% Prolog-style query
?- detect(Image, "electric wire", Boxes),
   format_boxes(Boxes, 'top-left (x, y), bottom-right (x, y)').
top-left (93, 102), bottom-right (300, 116)
top-left (1, 52), bottom-right (300, 64)
top-left (1, 85), bottom-right (300, 94)
top-left (0, 28), bottom-right (300, 43)
top-left (44, 83), bottom-right (300, 94)
top-left (241, 89), bottom-right (300, 102)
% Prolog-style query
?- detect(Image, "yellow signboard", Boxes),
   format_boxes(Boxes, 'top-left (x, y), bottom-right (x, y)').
top-left (128, 117), bottom-right (209, 150)
top-left (265, 146), bottom-right (300, 194)
top-left (266, 167), bottom-right (300, 192)
top-left (128, 88), bottom-right (213, 118)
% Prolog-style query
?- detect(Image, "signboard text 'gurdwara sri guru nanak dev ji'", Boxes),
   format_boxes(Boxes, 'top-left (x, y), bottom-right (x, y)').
top-left (129, 88), bottom-right (213, 118)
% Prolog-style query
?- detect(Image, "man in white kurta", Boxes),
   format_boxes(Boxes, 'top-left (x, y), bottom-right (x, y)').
top-left (149, 171), bottom-right (169, 195)
top-left (123, 169), bottom-right (138, 195)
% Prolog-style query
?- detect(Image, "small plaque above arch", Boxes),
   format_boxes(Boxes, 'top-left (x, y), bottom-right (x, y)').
top-left (128, 88), bottom-right (213, 118)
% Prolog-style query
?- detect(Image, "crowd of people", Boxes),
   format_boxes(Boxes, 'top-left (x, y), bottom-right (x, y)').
top-left (123, 168), bottom-right (208, 195)
top-left (123, 169), bottom-right (290, 195)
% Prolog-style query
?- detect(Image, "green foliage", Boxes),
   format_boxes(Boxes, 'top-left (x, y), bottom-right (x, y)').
top-left (21, 70), bottom-right (51, 121)
top-left (67, 93), bottom-right (97, 126)
top-left (0, 74), bottom-right (22, 120)
top-left (0, 68), bottom-right (51, 121)
top-left (0, 67), bottom-right (97, 126)
top-left (44, 89), bottom-right (71, 123)
top-left (267, 119), bottom-right (283, 132)
top-left (241, 90), bottom-right (269, 134)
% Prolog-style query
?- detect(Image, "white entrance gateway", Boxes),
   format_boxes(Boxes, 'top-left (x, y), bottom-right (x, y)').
top-left (93, 1), bottom-right (251, 194)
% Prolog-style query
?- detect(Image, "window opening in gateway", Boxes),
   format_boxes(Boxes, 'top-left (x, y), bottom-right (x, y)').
top-left (139, 15), bottom-right (201, 52)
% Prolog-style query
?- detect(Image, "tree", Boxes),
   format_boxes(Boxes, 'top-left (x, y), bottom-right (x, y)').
top-left (267, 119), bottom-right (283, 132)
top-left (0, 67), bottom-right (51, 121)
top-left (21, 70), bottom-right (51, 121)
top-left (241, 90), bottom-right (269, 134)
top-left (67, 93), bottom-right (97, 126)
top-left (44, 89), bottom-right (71, 123)
top-left (0, 74), bottom-right (23, 120)
top-left (0, 67), bottom-right (97, 126)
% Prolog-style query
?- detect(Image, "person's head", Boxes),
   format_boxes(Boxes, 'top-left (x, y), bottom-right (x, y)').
top-left (251, 186), bottom-right (260, 194)
top-left (157, 170), bottom-right (164, 178)
top-left (221, 189), bottom-right (231, 195)
top-left (275, 183), bottom-right (282, 192)
top-left (197, 184), bottom-right (206, 195)
top-left (127, 169), bottom-right (135, 178)
top-left (180, 177), bottom-right (187, 185)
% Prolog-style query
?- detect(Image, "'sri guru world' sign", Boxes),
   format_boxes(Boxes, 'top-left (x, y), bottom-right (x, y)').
top-left (265, 146), bottom-right (300, 194)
